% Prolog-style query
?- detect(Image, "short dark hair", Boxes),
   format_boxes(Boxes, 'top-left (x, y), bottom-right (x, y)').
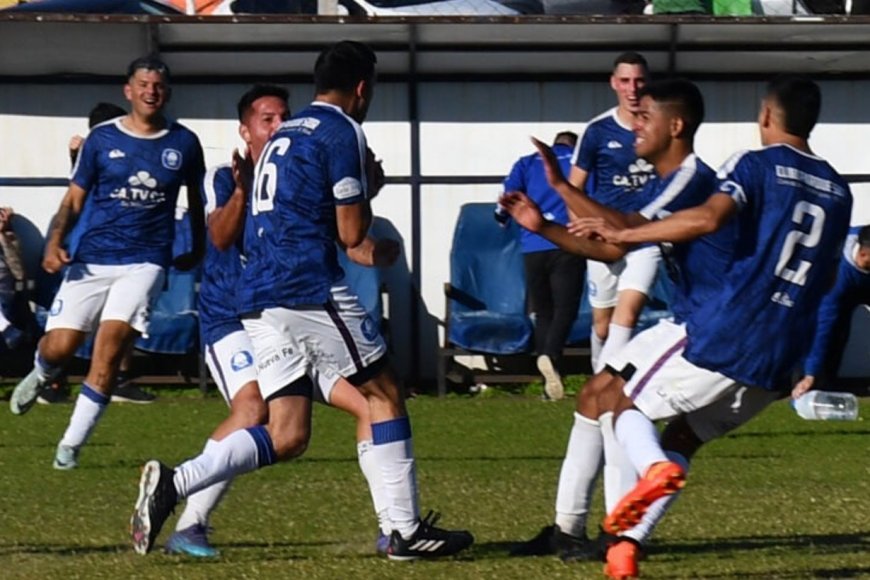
top-left (858, 225), bottom-right (870, 248)
top-left (765, 75), bottom-right (821, 139)
top-left (88, 102), bottom-right (126, 128)
top-left (237, 84), bottom-right (290, 122)
top-left (314, 40), bottom-right (377, 94)
top-left (553, 131), bottom-right (578, 148)
top-left (638, 79), bottom-right (705, 139)
top-left (613, 51), bottom-right (649, 72)
top-left (126, 55), bottom-right (171, 81)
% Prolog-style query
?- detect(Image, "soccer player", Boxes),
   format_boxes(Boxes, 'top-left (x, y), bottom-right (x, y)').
top-left (794, 224), bottom-right (870, 398)
top-left (565, 76), bottom-right (851, 578)
top-left (131, 40), bottom-right (473, 560)
top-left (9, 56), bottom-right (206, 471)
top-left (162, 83), bottom-right (397, 557)
top-left (566, 51), bottom-right (659, 373)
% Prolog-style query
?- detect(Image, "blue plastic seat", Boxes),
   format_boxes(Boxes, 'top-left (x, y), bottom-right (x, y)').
top-left (337, 247), bottom-right (385, 333)
top-left (445, 203), bottom-right (532, 355)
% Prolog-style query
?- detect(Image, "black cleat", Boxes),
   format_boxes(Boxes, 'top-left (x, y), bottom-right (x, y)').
top-left (510, 523), bottom-right (594, 558)
top-left (131, 460), bottom-right (178, 555)
top-left (386, 511), bottom-right (474, 560)
top-left (557, 528), bottom-right (602, 562)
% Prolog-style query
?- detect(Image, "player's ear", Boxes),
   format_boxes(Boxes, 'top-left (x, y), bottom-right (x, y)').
top-left (239, 123), bottom-right (251, 146)
top-left (355, 79), bottom-right (369, 100)
top-left (671, 116), bottom-right (685, 139)
top-left (123, 82), bottom-right (133, 103)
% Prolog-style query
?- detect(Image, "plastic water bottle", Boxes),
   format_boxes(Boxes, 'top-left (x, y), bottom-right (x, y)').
top-left (791, 391), bottom-right (859, 421)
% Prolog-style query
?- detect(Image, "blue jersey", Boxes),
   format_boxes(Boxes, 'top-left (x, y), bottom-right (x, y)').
top-left (68, 118), bottom-right (205, 267)
top-left (803, 226), bottom-right (870, 376)
top-left (572, 107), bottom-right (657, 214)
top-left (503, 143), bottom-right (575, 253)
top-left (685, 144), bottom-right (853, 390)
top-left (238, 102), bottom-right (367, 313)
top-left (198, 164), bottom-right (245, 347)
top-left (638, 154), bottom-right (735, 324)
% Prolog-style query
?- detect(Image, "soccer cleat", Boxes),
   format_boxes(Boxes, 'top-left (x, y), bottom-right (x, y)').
top-left (603, 539), bottom-right (641, 579)
top-left (376, 530), bottom-right (390, 555)
top-left (602, 461), bottom-right (686, 535)
top-left (111, 383), bottom-right (156, 404)
top-left (165, 524), bottom-right (219, 558)
top-left (9, 368), bottom-right (45, 415)
top-left (131, 460), bottom-right (178, 555)
top-left (53, 444), bottom-right (79, 470)
top-left (386, 511), bottom-right (474, 561)
top-left (537, 355), bottom-right (564, 401)
top-left (37, 380), bottom-right (71, 405)
top-left (557, 528), bottom-right (602, 563)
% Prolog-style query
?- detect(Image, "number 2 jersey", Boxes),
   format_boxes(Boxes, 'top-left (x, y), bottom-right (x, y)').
top-left (238, 102), bottom-right (368, 314)
top-left (68, 117), bottom-right (205, 268)
top-left (685, 144), bottom-right (853, 390)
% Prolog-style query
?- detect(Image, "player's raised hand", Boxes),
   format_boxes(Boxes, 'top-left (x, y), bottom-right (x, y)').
top-left (500, 191), bottom-right (544, 233)
top-left (531, 136), bottom-right (567, 189)
top-left (568, 216), bottom-right (624, 243)
top-left (42, 242), bottom-right (71, 274)
top-left (232, 147), bottom-right (254, 195)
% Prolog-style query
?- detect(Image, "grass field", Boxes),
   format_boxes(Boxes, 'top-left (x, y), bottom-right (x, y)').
top-left (0, 384), bottom-right (868, 579)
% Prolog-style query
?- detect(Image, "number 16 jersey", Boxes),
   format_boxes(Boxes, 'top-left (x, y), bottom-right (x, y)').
top-left (685, 144), bottom-right (852, 390)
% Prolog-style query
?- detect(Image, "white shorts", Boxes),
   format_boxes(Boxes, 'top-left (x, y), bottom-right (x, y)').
top-left (611, 319), bottom-right (739, 421)
top-left (242, 285), bottom-right (386, 402)
top-left (45, 262), bottom-right (165, 335)
top-left (587, 245), bottom-right (661, 309)
top-left (205, 329), bottom-right (340, 405)
top-left (204, 330), bottom-right (259, 403)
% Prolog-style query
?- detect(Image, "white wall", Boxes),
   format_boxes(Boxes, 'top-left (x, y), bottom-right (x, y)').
top-left (2, 79), bottom-right (869, 381)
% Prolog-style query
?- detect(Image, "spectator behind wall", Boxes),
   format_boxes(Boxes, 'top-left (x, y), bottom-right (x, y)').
top-left (0, 206), bottom-right (27, 350)
top-left (498, 131), bottom-right (586, 402)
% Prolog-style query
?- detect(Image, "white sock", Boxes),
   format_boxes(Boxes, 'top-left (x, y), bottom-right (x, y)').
top-left (59, 384), bottom-right (109, 449)
top-left (590, 330), bottom-right (605, 373)
top-left (358, 439), bottom-right (392, 535)
top-left (175, 439), bottom-right (232, 531)
top-left (371, 417), bottom-right (419, 539)
top-left (621, 451), bottom-right (690, 544)
top-left (597, 323), bottom-right (633, 373)
top-left (554, 412), bottom-right (603, 539)
top-left (600, 411), bottom-right (639, 513)
top-left (614, 409), bottom-right (668, 476)
top-left (173, 426), bottom-right (274, 500)
top-left (34, 352), bottom-right (61, 385)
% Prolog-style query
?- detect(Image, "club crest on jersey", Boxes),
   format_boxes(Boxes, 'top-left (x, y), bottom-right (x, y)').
top-left (162, 148), bottom-right (182, 170)
top-left (50, 299), bottom-right (63, 316)
top-left (230, 350), bottom-right (254, 371)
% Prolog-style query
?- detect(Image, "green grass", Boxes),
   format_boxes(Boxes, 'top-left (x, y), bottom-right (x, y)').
top-left (0, 386), bottom-right (868, 579)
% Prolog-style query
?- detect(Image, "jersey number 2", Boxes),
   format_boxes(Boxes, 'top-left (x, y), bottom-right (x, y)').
top-left (252, 137), bottom-right (291, 215)
top-left (775, 200), bottom-right (825, 287)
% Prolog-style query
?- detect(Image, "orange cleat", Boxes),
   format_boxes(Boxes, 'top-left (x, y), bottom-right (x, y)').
top-left (602, 461), bottom-right (685, 535)
top-left (603, 540), bottom-right (640, 579)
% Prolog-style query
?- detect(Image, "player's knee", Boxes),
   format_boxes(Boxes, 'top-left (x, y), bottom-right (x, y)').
top-left (576, 372), bottom-right (609, 414)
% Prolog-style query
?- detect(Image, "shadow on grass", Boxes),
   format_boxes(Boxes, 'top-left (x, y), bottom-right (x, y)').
top-left (0, 543), bottom-right (129, 556)
top-left (725, 428), bottom-right (869, 440)
top-left (649, 531), bottom-right (869, 556)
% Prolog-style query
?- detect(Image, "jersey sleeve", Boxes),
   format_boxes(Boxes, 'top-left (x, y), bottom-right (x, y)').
top-left (329, 123), bottom-right (367, 207)
top-left (715, 150), bottom-right (756, 211)
top-left (202, 165), bottom-right (234, 218)
top-left (572, 125), bottom-right (598, 172)
top-left (184, 135), bottom-right (207, 189)
top-left (70, 130), bottom-right (101, 191)
top-left (803, 260), bottom-right (850, 376)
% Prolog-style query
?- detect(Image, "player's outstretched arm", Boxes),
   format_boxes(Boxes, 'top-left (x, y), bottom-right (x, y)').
top-left (501, 191), bottom-right (625, 263)
top-left (345, 236), bottom-right (400, 268)
top-left (531, 136), bottom-right (632, 229)
top-left (596, 192), bottom-right (736, 245)
top-left (208, 149), bottom-right (250, 251)
top-left (336, 201), bottom-right (372, 251)
top-left (42, 183), bottom-right (87, 273)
